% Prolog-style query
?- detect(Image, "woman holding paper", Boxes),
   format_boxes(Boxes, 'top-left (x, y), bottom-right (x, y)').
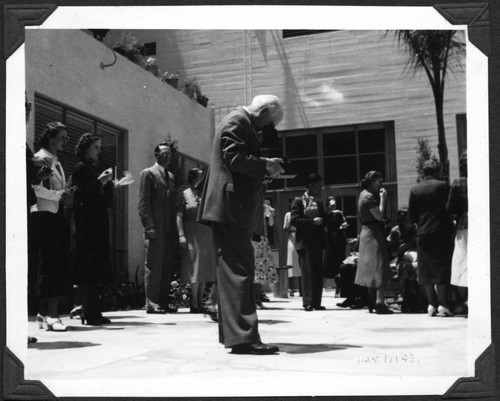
top-left (71, 133), bottom-right (114, 325)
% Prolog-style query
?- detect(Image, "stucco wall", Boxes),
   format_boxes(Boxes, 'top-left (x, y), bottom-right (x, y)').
top-left (25, 29), bottom-right (213, 282)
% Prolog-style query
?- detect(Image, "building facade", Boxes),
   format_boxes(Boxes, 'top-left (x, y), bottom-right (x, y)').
top-left (109, 29), bottom-right (466, 264)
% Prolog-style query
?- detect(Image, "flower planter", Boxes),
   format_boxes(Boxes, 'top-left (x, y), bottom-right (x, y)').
top-left (197, 95), bottom-right (209, 107)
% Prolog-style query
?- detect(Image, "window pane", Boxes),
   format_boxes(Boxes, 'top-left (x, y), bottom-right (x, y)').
top-left (324, 156), bottom-right (357, 185)
top-left (359, 154), bottom-right (386, 179)
top-left (286, 159), bottom-right (318, 188)
top-left (285, 135), bottom-right (317, 158)
top-left (323, 131), bottom-right (355, 156)
top-left (358, 128), bottom-right (385, 153)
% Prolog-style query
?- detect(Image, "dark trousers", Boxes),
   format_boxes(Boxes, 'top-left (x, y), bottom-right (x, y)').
top-left (144, 233), bottom-right (175, 309)
top-left (211, 222), bottom-right (261, 348)
top-left (298, 248), bottom-right (324, 308)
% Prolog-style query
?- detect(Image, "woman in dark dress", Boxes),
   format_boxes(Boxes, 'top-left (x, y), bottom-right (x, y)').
top-left (324, 196), bottom-right (348, 280)
top-left (354, 171), bottom-right (392, 314)
top-left (72, 133), bottom-right (114, 325)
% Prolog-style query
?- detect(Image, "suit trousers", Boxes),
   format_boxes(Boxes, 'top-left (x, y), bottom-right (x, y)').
top-left (144, 233), bottom-right (175, 310)
top-left (211, 222), bottom-right (261, 348)
top-left (298, 248), bottom-right (324, 308)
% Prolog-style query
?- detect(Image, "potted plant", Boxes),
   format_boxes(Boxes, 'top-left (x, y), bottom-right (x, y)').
top-left (180, 76), bottom-right (200, 99)
top-left (161, 70), bottom-right (179, 89)
top-left (196, 93), bottom-right (209, 107)
top-left (142, 56), bottom-right (159, 77)
top-left (111, 32), bottom-right (145, 64)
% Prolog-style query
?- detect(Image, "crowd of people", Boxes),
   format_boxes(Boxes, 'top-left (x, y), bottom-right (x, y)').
top-left (25, 94), bottom-right (468, 355)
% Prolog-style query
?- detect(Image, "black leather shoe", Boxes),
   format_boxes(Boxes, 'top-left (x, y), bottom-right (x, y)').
top-left (165, 306), bottom-right (178, 313)
top-left (304, 305), bottom-right (314, 311)
top-left (231, 341), bottom-right (279, 355)
top-left (147, 308), bottom-right (167, 314)
top-left (313, 306), bottom-right (326, 310)
top-left (336, 298), bottom-right (355, 308)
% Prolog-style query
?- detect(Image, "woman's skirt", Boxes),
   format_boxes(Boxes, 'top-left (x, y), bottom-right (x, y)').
top-left (286, 232), bottom-right (301, 277)
top-left (451, 228), bottom-right (467, 287)
top-left (354, 222), bottom-right (389, 288)
top-left (416, 233), bottom-right (454, 285)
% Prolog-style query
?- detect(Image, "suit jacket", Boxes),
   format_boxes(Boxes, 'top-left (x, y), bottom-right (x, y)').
top-left (198, 107), bottom-right (267, 235)
top-left (290, 195), bottom-right (327, 251)
top-left (138, 163), bottom-right (177, 235)
top-left (32, 147), bottom-right (66, 214)
top-left (408, 176), bottom-right (454, 236)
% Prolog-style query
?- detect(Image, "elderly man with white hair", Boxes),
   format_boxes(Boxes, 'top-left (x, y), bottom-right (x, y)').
top-left (198, 95), bottom-right (284, 355)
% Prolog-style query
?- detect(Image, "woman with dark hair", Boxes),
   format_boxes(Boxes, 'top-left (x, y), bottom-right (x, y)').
top-left (31, 122), bottom-right (75, 331)
top-left (176, 167), bottom-right (217, 313)
top-left (354, 170), bottom-right (393, 314)
top-left (71, 133), bottom-right (114, 325)
top-left (409, 159), bottom-right (455, 317)
top-left (447, 151), bottom-right (468, 315)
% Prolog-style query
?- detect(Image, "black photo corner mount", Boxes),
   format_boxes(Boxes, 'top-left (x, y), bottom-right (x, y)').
top-left (2, 4), bottom-right (58, 60)
top-left (0, 1), bottom-right (495, 400)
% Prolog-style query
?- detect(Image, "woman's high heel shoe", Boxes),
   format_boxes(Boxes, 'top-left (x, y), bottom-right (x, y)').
top-left (36, 314), bottom-right (45, 329)
top-left (69, 305), bottom-right (83, 319)
top-left (80, 313), bottom-right (102, 326)
top-left (45, 317), bottom-right (67, 331)
top-left (374, 303), bottom-right (393, 315)
top-left (204, 304), bottom-right (218, 322)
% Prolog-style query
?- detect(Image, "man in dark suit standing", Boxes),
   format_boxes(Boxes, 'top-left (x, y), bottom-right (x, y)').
top-left (291, 173), bottom-right (327, 311)
top-left (409, 159), bottom-right (454, 317)
top-left (138, 143), bottom-right (178, 314)
top-left (198, 95), bottom-right (284, 355)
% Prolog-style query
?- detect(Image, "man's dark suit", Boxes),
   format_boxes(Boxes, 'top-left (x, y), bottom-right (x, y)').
top-left (291, 196), bottom-right (327, 308)
top-left (408, 176), bottom-right (454, 284)
top-left (198, 107), bottom-right (267, 348)
top-left (138, 163), bottom-right (178, 310)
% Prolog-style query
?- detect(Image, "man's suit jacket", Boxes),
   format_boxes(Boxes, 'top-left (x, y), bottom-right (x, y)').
top-left (138, 163), bottom-right (177, 235)
top-left (198, 107), bottom-right (267, 235)
top-left (290, 195), bottom-right (327, 251)
top-left (408, 176), bottom-right (454, 236)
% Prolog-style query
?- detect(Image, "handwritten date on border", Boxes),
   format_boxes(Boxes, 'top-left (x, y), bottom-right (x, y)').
top-left (355, 353), bottom-right (421, 364)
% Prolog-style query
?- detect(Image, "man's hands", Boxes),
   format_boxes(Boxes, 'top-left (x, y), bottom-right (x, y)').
top-left (265, 157), bottom-right (284, 178)
top-left (145, 227), bottom-right (156, 240)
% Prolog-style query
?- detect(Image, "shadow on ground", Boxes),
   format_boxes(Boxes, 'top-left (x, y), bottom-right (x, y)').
top-left (259, 319), bottom-right (290, 325)
top-left (28, 341), bottom-right (101, 350)
top-left (275, 343), bottom-right (362, 354)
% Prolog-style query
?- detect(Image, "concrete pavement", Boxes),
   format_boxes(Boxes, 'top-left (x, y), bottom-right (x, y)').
top-left (26, 289), bottom-right (469, 398)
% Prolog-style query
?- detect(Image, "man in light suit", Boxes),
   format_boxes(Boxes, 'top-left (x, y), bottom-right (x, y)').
top-left (138, 143), bottom-right (178, 314)
top-left (198, 95), bottom-right (284, 355)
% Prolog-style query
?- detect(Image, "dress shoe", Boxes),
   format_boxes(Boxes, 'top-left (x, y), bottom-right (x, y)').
top-left (336, 298), bottom-right (354, 308)
top-left (374, 303), bottom-right (393, 315)
top-left (256, 301), bottom-right (265, 309)
top-left (99, 316), bottom-right (111, 324)
top-left (427, 305), bottom-right (437, 317)
top-left (231, 341), bottom-right (279, 355)
top-left (69, 305), bottom-right (83, 319)
top-left (46, 317), bottom-right (67, 331)
top-left (350, 299), bottom-right (368, 310)
top-left (164, 306), bottom-right (178, 313)
top-left (36, 313), bottom-right (45, 329)
top-left (260, 292), bottom-right (271, 302)
top-left (304, 305), bottom-right (314, 312)
top-left (313, 306), bottom-right (326, 310)
top-left (147, 308), bottom-right (167, 314)
top-left (27, 336), bottom-right (37, 344)
top-left (437, 305), bottom-right (454, 317)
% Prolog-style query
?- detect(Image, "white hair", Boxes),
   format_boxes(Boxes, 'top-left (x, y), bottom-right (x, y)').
top-left (251, 95), bottom-right (284, 126)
